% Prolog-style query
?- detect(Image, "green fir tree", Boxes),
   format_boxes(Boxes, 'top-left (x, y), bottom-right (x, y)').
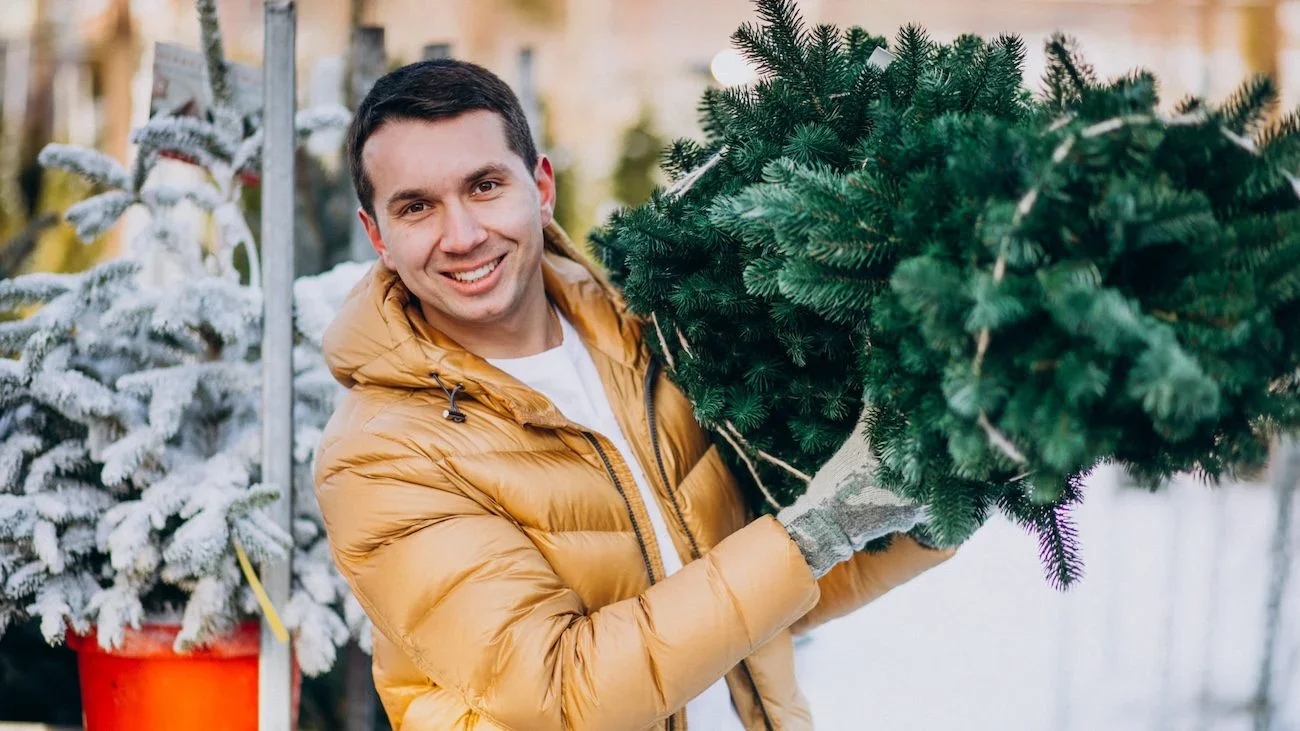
top-left (593, 0), bottom-right (1300, 587)
top-left (591, 1), bottom-right (1028, 501)
top-left (591, 0), bottom-right (1030, 556)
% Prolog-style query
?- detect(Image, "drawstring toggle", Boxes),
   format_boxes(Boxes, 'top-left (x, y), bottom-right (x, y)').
top-left (431, 373), bottom-right (467, 423)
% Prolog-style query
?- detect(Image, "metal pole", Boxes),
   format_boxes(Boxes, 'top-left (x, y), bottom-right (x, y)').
top-left (0, 41), bottom-right (31, 232)
top-left (1253, 437), bottom-right (1298, 731)
top-left (422, 43), bottom-right (452, 60)
top-left (347, 26), bottom-right (386, 262)
top-left (517, 47), bottom-right (541, 150)
top-left (260, 2), bottom-right (296, 730)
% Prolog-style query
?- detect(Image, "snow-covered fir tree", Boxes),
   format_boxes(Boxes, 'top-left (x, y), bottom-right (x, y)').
top-left (0, 0), bottom-right (366, 674)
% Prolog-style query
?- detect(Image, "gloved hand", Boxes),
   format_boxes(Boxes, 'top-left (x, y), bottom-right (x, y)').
top-left (777, 407), bottom-right (930, 579)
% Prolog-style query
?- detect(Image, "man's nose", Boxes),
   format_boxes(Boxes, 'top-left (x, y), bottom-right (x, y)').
top-left (440, 201), bottom-right (488, 254)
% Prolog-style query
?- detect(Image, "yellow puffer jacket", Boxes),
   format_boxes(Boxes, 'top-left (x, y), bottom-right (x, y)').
top-left (314, 223), bottom-right (955, 731)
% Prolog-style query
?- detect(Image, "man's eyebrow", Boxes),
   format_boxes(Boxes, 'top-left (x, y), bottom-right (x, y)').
top-left (462, 163), bottom-right (513, 185)
top-left (385, 188), bottom-right (428, 213)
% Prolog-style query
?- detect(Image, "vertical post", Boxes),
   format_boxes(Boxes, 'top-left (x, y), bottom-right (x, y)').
top-left (1239, 0), bottom-right (1280, 80)
top-left (22, 0), bottom-right (56, 187)
top-left (344, 641), bottom-right (378, 731)
top-left (1192, 488), bottom-right (1228, 731)
top-left (347, 26), bottom-right (386, 262)
top-left (1253, 437), bottom-right (1298, 731)
top-left (347, 26), bottom-right (386, 109)
top-left (260, 2), bottom-right (296, 731)
top-left (1196, 0), bottom-right (1220, 98)
top-left (97, 0), bottom-right (136, 257)
top-left (0, 41), bottom-right (29, 233)
top-left (517, 47), bottom-right (541, 150)
top-left (1239, 0), bottom-right (1281, 128)
top-left (422, 42), bottom-right (452, 60)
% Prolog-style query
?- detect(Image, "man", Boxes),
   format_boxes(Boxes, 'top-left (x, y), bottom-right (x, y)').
top-left (315, 58), bottom-right (956, 731)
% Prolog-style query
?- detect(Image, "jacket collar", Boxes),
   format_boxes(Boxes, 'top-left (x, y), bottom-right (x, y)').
top-left (322, 222), bottom-right (647, 428)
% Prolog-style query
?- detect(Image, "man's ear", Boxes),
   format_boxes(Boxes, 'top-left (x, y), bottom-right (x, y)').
top-left (534, 155), bottom-right (556, 227)
top-left (358, 207), bottom-right (393, 268)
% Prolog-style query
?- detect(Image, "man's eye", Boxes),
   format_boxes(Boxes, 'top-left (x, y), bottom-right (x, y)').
top-left (403, 202), bottom-right (427, 215)
top-left (475, 181), bottom-right (499, 194)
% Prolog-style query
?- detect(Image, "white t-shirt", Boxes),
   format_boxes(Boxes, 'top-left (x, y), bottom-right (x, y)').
top-left (488, 309), bottom-right (746, 731)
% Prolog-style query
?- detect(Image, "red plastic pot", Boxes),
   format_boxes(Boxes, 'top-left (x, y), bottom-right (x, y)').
top-left (67, 620), bottom-right (300, 730)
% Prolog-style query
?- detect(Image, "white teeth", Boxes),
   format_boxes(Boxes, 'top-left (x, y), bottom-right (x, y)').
top-left (449, 257), bottom-right (500, 283)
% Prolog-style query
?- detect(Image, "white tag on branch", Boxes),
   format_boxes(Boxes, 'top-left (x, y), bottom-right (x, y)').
top-left (867, 47), bottom-right (897, 71)
top-left (1220, 127), bottom-right (1257, 153)
top-left (663, 145), bottom-right (729, 200)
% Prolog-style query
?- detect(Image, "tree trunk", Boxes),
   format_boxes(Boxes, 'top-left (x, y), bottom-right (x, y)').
top-left (20, 0), bottom-right (56, 218)
top-left (96, 0), bottom-right (137, 257)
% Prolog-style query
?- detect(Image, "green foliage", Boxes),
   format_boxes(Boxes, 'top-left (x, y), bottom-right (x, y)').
top-left (591, 1), bottom-right (1030, 547)
top-left (594, 0), bottom-right (1300, 587)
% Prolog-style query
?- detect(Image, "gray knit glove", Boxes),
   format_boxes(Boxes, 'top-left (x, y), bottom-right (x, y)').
top-left (777, 409), bottom-right (929, 579)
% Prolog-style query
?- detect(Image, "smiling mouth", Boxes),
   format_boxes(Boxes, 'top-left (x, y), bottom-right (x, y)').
top-left (442, 254), bottom-right (506, 284)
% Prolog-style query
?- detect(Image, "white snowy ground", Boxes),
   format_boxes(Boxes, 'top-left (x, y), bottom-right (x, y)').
top-left (794, 464), bottom-right (1300, 731)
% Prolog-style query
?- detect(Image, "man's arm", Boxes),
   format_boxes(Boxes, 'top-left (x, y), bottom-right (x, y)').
top-left (315, 434), bottom-right (820, 731)
top-left (789, 535), bottom-right (956, 636)
top-left (770, 401), bottom-right (961, 636)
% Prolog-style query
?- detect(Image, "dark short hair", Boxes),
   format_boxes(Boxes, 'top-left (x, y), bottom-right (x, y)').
top-left (345, 59), bottom-right (540, 218)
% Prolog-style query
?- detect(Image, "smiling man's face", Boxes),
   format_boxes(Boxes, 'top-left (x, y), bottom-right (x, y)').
top-left (358, 109), bottom-right (555, 351)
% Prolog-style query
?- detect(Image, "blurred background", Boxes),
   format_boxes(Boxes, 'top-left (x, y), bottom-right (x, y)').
top-left (5, 0), bottom-right (1300, 274)
top-left (0, 0), bottom-right (1296, 729)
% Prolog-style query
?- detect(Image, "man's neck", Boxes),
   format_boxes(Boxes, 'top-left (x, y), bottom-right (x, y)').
top-left (420, 290), bottom-right (561, 360)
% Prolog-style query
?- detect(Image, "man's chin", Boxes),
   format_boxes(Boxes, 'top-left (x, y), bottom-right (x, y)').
top-left (420, 290), bottom-right (514, 326)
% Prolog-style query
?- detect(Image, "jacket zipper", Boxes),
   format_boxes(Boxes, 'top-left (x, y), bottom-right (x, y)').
top-left (644, 360), bottom-right (701, 560)
top-left (582, 431), bottom-right (658, 586)
top-left (579, 431), bottom-right (678, 731)
top-left (643, 359), bottom-right (775, 731)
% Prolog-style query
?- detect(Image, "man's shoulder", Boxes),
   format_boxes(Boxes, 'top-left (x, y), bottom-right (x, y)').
top-left (314, 384), bottom-right (527, 484)
top-left (315, 386), bottom-right (452, 480)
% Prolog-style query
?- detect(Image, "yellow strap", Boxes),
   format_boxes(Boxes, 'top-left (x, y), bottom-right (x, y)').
top-left (234, 540), bottom-right (289, 643)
